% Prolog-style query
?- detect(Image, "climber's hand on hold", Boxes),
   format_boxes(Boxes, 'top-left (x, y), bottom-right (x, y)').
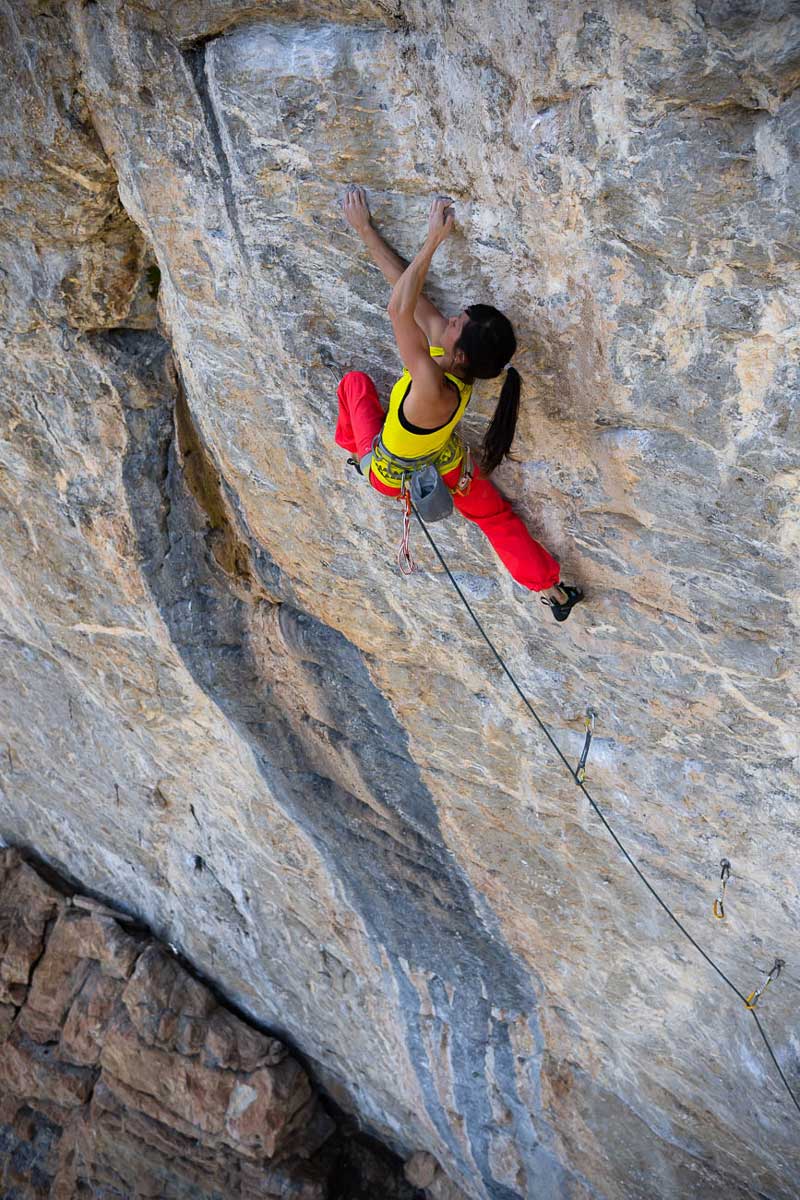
top-left (342, 184), bottom-right (372, 235)
top-left (425, 195), bottom-right (455, 250)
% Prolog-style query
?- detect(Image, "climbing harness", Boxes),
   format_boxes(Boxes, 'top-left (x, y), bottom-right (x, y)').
top-left (370, 431), bottom-right (464, 489)
top-left (408, 504), bottom-right (800, 1119)
top-left (575, 708), bottom-right (596, 784)
top-left (352, 433), bottom-right (473, 572)
top-left (712, 859), bottom-right (732, 920)
top-left (745, 959), bottom-right (785, 1010)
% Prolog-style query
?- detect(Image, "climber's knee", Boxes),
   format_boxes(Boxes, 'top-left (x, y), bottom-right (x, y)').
top-left (339, 370), bottom-right (374, 391)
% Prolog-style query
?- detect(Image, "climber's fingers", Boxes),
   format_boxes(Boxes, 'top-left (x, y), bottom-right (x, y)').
top-left (342, 185), bottom-right (371, 232)
top-left (429, 195), bottom-right (454, 219)
top-left (427, 195), bottom-right (455, 245)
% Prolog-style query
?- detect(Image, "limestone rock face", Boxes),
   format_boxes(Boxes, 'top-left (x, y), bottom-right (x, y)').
top-left (0, 849), bottom-right (338, 1198)
top-left (1, 1), bottom-right (799, 1198)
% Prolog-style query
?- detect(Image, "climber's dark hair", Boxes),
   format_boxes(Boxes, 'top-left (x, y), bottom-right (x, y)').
top-left (455, 304), bottom-right (520, 475)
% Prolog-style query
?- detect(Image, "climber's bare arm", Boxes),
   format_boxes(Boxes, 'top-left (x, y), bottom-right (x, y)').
top-left (343, 185), bottom-right (447, 346)
top-left (387, 198), bottom-right (458, 425)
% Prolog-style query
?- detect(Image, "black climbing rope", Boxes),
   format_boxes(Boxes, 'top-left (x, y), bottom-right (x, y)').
top-left (411, 508), bottom-right (800, 1119)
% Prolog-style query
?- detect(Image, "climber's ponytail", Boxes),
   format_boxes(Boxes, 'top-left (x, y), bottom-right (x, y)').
top-left (481, 367), bottom-right (521, 475)
top-left (454, 304), bottom-right (520, 475)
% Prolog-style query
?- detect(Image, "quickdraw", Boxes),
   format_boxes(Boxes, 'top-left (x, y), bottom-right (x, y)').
top-left (575, 708), bottom-right (596, 784)
top-left (397, 480), bottom-right (416, 575)
top-left (745, 959), bottom-right (785, 1010)
top-left (712, 859), bottom-right (731, 920)
top-left (452, 446), bottom-right (473, 496)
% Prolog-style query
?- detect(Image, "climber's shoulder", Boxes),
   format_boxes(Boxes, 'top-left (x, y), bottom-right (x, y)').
top-left (389, 308), bottom-right (447, 403)
top-left (414, 304), bottom-right (447, 346)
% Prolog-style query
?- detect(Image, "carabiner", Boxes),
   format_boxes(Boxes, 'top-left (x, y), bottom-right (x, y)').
top-left (712, 858), bottom-right (731, 920)
top-left (396, 480), bottom-right (416, 576)
top-left (575, 708), bottom-right (596, 784)
top-left (745, 958), bottom-right (785, 1010)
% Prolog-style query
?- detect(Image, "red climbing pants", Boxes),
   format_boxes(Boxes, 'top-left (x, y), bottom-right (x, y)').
top-left (336, 371), bottom-right (561, 592)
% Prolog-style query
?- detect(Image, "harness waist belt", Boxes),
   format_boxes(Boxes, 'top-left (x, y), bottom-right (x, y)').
top-left (370, 431), bottom-right (465, 488)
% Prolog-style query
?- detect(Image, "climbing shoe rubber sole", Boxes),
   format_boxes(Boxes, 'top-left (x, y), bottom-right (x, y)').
top-left (542, 584), bottom-right (585, 622)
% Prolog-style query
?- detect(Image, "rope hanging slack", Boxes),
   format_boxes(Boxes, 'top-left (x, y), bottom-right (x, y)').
top-left (410, 505), bottom-right (800, 1119)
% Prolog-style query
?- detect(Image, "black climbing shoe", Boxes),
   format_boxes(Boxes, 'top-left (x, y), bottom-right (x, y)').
top-left (541, 584), bottom-right (584, 623)
top-left (346, 455), bottom-right (363, 476)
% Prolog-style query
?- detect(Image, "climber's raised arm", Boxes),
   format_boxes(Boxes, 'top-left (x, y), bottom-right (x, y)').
top-left (384, 198), bottom-right (460, 426)
top-left (333, 191), bottom-right (584, 620)
top-left (342, 185), bottom-right (447, 346)
top-left (387, 195), bottom-right (453, 356)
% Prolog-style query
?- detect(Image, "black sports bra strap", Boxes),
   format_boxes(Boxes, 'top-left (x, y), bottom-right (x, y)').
top-left (398, 378), bottom-right (461, 435)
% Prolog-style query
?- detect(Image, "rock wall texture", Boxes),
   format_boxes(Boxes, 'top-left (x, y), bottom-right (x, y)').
top-left (0, 1), bottom-right (799, 1198)
top-left (0, 848), bottom-right (345, 1198)
top-left (0, 848), bottom-right (428, 1199)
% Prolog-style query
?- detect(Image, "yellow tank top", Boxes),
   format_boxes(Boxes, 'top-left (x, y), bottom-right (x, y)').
top-left (371, 347), bottom-right (472, 488)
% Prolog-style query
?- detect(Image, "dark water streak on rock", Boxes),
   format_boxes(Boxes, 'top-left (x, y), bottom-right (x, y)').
top-left (100, 325), bottom-right (571, 1198)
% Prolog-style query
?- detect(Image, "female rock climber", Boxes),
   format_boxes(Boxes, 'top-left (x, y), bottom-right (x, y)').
top-left (336, 187), bottom-right (584, 621)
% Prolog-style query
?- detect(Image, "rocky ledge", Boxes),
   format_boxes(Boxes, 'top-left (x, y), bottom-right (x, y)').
top-left (0, 847), bottom-right (432, 1199)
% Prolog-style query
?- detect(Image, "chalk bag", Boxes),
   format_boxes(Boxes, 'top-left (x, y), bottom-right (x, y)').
top-left (410, 463), bottom-right (453, 523)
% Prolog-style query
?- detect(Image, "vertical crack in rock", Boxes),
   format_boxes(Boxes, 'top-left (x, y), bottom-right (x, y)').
top-left (85, 322), bottom-right (577, 1198)
top-left (174, 380), bottom-right (260, 588)
top-left (184, 38), bottom-right (250, 264)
